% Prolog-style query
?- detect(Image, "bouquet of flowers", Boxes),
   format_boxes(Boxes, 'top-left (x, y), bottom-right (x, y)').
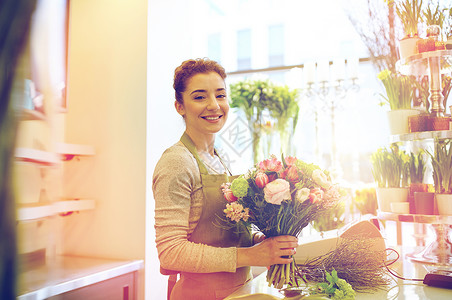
top-left (220, 155), bottom-right (342, 289)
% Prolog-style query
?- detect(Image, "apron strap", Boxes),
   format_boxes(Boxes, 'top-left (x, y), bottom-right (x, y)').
top-left (214, 149), bottom-right (233, 176)
top-left (180, 132), bottom-right (209, 175)
top-left (180, 132), bottom-right (233, 176)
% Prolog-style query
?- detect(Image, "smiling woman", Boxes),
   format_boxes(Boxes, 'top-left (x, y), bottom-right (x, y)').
top-left (153, 58), bottom-right (298, 300)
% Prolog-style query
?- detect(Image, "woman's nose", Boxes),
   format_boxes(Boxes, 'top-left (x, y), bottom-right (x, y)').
top-left (207, 95), bottom-right (220, 110)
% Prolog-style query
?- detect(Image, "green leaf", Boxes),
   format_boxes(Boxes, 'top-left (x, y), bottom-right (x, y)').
top-left (325, 271), bottom-right (333, 284)
top-left (331, 268), bottom-right (338, 281)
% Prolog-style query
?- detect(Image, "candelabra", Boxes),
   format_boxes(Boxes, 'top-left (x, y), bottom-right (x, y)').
top-left (302, 59), bottom-right (360, 180)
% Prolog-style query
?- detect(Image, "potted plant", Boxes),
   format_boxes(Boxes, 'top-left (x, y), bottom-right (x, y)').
top-left (378, 69), bottom-right (420, 135)
top-left (394, 0), bottom-right (424, 59)
top-left (408, 151), bottom-right (428, 213)
top-left (229, 79), bottom-right (270, 164)
top-left (422, 3), bottom-right (447, 45)
top-left (427, 139), bottom-right (452, 215)
top-left (371, 145), bottom-right (410, 212)
top-left (393, 0), bottom-right (423, 58)
top-left (353, 186), bottom-right (378, 216)
top-left (266, 84), bottom-right (299, 156)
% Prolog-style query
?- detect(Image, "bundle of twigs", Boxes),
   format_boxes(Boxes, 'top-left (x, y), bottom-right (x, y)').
top-left (296, 237), bottom-right (393, 291)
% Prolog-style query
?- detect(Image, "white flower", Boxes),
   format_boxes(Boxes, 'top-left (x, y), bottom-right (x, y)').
top-left (295, 188), bottom-right (310, 203)
top-left (312, 169), bottom-right (331, 189)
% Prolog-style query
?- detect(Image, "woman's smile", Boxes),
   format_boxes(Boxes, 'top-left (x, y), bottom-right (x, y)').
top-left (201, 114), bottom-right (223, 122)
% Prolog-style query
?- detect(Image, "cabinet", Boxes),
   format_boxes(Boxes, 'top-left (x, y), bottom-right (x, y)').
top-left (18, 256), bottom-right (143, 300)
top-left (48, 273), bottom-right (136, 300)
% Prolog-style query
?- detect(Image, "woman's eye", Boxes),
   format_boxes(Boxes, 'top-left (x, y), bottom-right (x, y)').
top-left (194, 95), bottom-right (205, 100)
top-left (217, 94), bottom-right (226, 99)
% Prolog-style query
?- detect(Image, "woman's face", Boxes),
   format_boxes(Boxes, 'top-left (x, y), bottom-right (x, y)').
top-left (176, 71), bottom-right (229, 138)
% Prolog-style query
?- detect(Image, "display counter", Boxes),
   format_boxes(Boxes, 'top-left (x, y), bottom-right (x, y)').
top-left (226, 246), bottom-right (452, 299)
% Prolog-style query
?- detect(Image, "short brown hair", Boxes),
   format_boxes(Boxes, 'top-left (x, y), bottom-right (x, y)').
top-left (173, 58), bottom-right (227, 104)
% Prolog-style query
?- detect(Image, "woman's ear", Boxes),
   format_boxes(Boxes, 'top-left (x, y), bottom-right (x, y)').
top-left (174, 101), bottom-right (185, 117)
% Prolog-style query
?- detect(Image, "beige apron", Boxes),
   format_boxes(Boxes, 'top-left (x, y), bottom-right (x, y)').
top-left (168, 133), bottom-right (252, 300)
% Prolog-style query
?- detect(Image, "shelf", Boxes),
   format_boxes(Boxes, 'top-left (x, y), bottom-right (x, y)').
top-left (19, 109), bottom-right (46, 121)
top-left (396, 49), bottom-right (452, 76)
top-left (389, 130), bottom-right (452, 143)
top-left (15, 144), bottom-right (95, 164)
top-left (15, 148), bottom-right (59, 166)
top-left (378, 211), bottom-right (452, 225)
top-left (55, 143), bottom-right (95, 160)
top-left (17, 199), bottom-right (96, 221)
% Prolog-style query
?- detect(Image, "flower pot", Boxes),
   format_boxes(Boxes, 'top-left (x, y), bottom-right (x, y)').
top-left (414, 192), bottom-right (435, 215)
top-left (436, 194), bottom-right (452, 216)
top-left (408, 114), bottom-right (429, 132)
top-left (376, 187), bottom-right (409, 213)
top-left (390, 202), bottom-right (410, 214)
top-left (399, 36), bottom-right (420, 60)
top-left (430, 116), bottom-right (450, 131)
top-left (409, 183), bottom-right (428, 214)
top-left (387, 109), bottom-right (421, 135)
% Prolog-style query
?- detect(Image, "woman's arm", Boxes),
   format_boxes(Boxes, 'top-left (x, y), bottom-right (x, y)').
top-left (154, 145), bottom-right (237, 273)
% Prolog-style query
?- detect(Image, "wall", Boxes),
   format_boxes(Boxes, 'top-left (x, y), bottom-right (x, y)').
top-left (62, 0), bottom-right (147, 297)
top-left (146, 1), bottom-right (193, 299)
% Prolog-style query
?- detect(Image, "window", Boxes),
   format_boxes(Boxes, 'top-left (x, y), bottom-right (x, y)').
top-left (268, 24), bottom-right (284, 67)
top-left (208, 33), bottom-right (222, 63)
top-left (237, 29), bottom-right (251, 70)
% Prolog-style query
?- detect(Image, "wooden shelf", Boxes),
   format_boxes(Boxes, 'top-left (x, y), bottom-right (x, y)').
top-left (14, 143), bottom-right (95, 165)
top-left (15, 148), bottom-right (59, 166)
top-left (17, 199), bottom-right (96, 221)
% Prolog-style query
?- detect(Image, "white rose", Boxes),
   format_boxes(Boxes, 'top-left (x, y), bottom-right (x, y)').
top-left (296, 188), bottom-right (311, 203)
top-left (312, 169), bottom-right (331, 189)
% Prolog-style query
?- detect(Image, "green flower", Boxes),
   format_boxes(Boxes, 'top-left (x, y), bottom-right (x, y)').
top-left (231, 177), bottom-right (249, 198)
top-left (334, 279), bottom-right (356, 299)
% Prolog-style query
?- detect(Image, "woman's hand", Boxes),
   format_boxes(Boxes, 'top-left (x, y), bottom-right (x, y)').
top-left (237, 235), bottom-right (298, 268)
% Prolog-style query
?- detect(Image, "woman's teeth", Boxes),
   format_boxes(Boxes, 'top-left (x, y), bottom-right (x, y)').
top-left (203, 116), bottom-right (221, 120)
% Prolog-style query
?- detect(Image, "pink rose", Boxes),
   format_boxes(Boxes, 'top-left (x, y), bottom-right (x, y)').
top-left (264, 179), bottom-right (291, 205)
top-left (255, 172), bottom-right (269, 188)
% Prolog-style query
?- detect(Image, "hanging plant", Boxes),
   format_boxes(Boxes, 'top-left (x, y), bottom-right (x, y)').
top-left (229, 79), bottom-right (299, 163)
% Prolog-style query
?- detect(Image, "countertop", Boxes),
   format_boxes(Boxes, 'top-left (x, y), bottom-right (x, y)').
top-left (226, 247), bottom-right (452, 300)
top-left (18, 255), bottom-right (143, 299)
